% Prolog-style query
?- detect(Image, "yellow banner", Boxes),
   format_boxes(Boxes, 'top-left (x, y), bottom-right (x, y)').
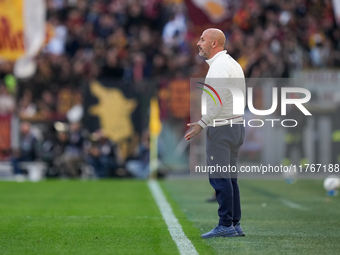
top-left (0, 0), bottom-right (25, 61)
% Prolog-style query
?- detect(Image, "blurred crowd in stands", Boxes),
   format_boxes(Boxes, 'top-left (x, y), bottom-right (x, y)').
top-left (0, 0), bottom-right (339, 177)
top-left (10, 120), bottom-right (152, 178)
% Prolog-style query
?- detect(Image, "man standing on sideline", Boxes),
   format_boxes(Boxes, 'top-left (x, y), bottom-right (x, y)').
top-left (185, 28), bottom-right (246, 238)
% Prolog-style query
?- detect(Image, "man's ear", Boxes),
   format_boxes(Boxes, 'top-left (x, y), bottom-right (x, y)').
top-left (212, 40), bottom-right (217, 48)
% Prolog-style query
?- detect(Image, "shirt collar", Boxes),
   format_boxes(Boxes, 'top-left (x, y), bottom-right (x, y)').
top-left (205, 50), bottom-right (227, 66)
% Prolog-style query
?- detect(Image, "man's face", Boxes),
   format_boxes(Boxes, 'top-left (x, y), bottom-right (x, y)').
top-left (57, 132), bottom-right (68, 142)
top-left (20, 123), bottom-right (30, 135)
top-left (197, 31), bottom-right (211, 58)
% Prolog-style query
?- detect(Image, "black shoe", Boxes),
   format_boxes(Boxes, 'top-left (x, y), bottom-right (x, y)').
top-left (234, 222), bottom-right (245, 236)
top-left (201, 225), bottom-right (238, 239)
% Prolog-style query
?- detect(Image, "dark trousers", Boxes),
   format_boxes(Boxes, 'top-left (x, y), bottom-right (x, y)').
top-left (11, 155), bottom-right (34, 174)
top-left (88, 156), bottom-right (116, 178)
top-left (206, 124), bottom-right (245, 227)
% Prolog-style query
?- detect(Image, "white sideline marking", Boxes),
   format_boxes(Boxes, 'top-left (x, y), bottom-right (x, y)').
top-left (280, 198), bottom-right (309, 211)
top-left (148, 180), bottom-right (198, 255)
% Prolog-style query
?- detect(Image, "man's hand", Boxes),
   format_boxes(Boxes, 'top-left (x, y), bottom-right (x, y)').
top-left (185, 122), bottom-right (203, 141)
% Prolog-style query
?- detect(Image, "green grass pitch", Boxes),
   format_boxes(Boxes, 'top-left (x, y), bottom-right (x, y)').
top-left (0, 179), bottom-right (339, 255)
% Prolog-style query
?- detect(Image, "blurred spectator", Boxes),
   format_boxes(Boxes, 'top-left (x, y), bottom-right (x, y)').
top-left (18, 90), bottom-right (37, 120)
top-left (36, 91), bottom-right (57, 120)
top-left (45, 15), bottom-right (67, 55)
top-left (309, 33), bottom-right (331, 67)
top-left (162, 8), bottom-right (187, 48)
top-left (0, 83), bottom-right (15, 116)
top-left (87, 130), bottom-right (119, 178)
top-left (40, 122), bottom-right (69, 177)
top-left (54, 122), bottom-right (87, 177)
top-left (100, 48), bottom-right (124, 78)
top-left (11, 122), bottom-right (38, 175)
top-left (126, 130), bottom-right (150, 179)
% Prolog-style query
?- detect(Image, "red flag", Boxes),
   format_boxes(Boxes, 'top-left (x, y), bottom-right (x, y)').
top-left (185, 0), bottom-right (239, 33)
